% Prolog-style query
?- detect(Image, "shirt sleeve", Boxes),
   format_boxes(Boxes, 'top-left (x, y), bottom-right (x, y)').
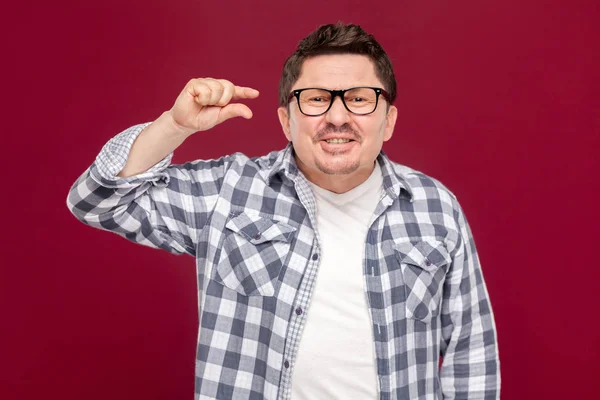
top-left (439, 197), bottom-right (501, 399)
top-left (66, 123), bottom-right (232, 256)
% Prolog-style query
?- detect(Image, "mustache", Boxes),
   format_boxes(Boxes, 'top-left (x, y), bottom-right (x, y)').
top-left (313, 124), bottom-right (361, 142)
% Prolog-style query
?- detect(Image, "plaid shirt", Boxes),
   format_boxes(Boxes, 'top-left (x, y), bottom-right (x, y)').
top-left (67, 123), bottom-right (500, 400)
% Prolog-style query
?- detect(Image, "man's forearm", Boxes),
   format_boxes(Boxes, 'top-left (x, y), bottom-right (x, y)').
top-left (117, 111), bottom-right (191, 178)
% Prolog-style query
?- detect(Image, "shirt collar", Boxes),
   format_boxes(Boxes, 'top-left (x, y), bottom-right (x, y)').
top-left (261, 143), bottom-right (413, 202)
top-left (260, 143), bottom-right (299, 184)
top-left (376, 150), bottom-right (414, 202)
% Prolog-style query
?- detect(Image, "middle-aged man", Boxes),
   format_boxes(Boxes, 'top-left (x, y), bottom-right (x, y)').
top-left (68, 22), bottom-right (500, 400)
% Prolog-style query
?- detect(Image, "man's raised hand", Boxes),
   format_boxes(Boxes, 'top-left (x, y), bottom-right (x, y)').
top-left (168, 78), bottom-right (260, 136)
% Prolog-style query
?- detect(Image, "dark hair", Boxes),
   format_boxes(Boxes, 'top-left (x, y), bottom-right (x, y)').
top-left (278, 22), bottom-right (397, 107)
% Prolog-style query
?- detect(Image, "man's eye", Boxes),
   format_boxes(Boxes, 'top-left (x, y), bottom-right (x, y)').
top-left (309, 97), bottom-right (326, 102)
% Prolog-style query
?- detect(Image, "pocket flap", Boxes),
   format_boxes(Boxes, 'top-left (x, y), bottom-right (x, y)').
top-left (395, 240), bottom-right (451, 272)
top-left (225, 213), bottom-right (296, 244)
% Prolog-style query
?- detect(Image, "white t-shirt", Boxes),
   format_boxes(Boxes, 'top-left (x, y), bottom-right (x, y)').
top-left (291, 163), bottom-right (384, 399)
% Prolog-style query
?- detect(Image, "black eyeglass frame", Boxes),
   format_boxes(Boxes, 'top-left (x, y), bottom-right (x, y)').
top-left (287, 86), bottom-right (391, 116)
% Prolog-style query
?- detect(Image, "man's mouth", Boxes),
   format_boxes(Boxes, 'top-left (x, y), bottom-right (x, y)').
top-left (324, 138), bottom-right (353, 144)
top-left (318, 137), bottom-right (357, 153)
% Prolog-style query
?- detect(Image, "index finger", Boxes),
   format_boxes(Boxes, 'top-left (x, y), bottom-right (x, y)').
top-left (232, 86), bottom-right (260, 100)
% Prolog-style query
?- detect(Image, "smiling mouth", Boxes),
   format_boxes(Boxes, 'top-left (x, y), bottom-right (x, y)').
top-left (323, 138), bottom-right (353, 144)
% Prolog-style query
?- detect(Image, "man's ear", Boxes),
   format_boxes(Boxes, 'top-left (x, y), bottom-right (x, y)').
top-left (383, 105), bottom-right (398, 142)
top-left (277, 107), bottom-right (292, 141)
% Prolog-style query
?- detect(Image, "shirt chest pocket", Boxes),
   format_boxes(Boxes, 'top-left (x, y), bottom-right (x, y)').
top-left (215, 213), bottom-right (296, 297)
top-left (395, 240), bottom-right (451, 323)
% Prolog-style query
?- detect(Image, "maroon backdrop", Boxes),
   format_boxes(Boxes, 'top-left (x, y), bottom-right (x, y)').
top-left (2, 1), bottom-right (599, 399)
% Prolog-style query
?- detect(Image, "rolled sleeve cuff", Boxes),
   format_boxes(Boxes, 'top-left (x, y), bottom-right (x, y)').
top-left (89, 122), bottom-right (173, 188)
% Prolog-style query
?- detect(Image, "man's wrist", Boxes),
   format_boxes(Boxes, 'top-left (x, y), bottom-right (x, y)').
top-left (159, 111), bottom-right (196, 140)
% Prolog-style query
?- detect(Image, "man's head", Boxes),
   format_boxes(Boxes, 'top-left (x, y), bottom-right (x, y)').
top-left (277, 22), bottom-right (398, 193)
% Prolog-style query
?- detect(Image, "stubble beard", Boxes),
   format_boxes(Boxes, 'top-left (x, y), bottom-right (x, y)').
top-left (315, 156), bottom-right (360, 175)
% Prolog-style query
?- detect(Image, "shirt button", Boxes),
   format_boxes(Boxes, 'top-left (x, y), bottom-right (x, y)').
top-left (284, 360), bottom-right (290, 368)
top-left (312, 253), bottom-right (319, 261)
top-left (254, 233), bottom-right (261, 240)
top-left (295, 307), bottom-right (303, 315)
top-left (414, 305), bottom-right (429, 320)
top-left (425, 259), bottom-right (432, 267)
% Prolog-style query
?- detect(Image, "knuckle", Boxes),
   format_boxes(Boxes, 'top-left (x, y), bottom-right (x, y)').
top-left (189, 77), bottom-right (206, 86)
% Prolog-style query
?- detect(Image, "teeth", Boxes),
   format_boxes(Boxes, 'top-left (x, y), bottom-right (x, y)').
top-left (325, 139), bottom-right (351, 144)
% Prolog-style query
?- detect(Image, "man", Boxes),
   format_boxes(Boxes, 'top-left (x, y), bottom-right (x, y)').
top-left (68, 23), bottom-right (500, 400)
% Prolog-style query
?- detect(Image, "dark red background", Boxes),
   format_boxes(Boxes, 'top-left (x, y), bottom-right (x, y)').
top-left (2, 1), bottom-right (598, 399)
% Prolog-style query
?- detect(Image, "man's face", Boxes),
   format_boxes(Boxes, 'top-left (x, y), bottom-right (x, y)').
top-left (277, 54), bottom-right (398, 192)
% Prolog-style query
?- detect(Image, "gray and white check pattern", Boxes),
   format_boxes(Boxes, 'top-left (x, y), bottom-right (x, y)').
top-left (67, 123), bottom-right (500, 399)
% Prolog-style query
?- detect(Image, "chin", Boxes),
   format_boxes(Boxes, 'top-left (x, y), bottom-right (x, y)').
top-left (315, 160), bottom-right (361, 175)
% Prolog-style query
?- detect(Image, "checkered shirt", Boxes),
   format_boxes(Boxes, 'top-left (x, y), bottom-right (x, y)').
top-left (67, 123), bottom-right (500, 399)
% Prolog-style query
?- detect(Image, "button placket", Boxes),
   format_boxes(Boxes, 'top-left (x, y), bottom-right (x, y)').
top-left (280, 242), bottom-right (320, 399)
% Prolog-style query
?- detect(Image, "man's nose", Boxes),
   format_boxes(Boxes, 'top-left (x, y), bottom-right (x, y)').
top-left (324, 96), bottom-right (351, 126)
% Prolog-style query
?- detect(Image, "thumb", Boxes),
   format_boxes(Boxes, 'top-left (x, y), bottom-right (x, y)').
top-left (216, 103), bottom-right (253, 125)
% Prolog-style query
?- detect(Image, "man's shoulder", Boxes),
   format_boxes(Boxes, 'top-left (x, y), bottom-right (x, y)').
top-left (180, 148), bottom-right (289, 184)
top-left (384, 157), bottom-right (459, 202)
top-left (182, 147), bottom-right (286, 172)
top-left (225, 148), bottom-right (288, 174)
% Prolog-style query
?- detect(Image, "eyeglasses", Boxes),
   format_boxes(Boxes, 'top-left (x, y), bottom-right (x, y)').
top-left (288, 87), bottom-right (390, 116)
